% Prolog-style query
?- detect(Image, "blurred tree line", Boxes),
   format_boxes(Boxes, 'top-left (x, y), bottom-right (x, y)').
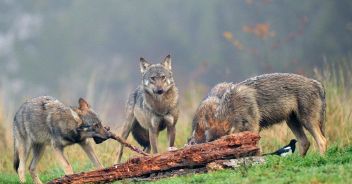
top-left (0, 0), bottom-right (351, 109)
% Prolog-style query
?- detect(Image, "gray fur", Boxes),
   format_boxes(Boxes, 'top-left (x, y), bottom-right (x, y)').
top-left (116, 55), bottom-right (179, 163)
top-left (13, 96), bottom-right (110, 184)
top-left (189, 73), bottom-right (327, 156)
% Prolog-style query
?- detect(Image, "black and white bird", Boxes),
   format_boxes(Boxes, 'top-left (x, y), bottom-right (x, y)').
top-left (263, 139), bottom-right (297, 157)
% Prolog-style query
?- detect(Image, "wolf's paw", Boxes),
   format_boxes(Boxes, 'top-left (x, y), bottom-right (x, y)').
top-left (168, 147), bottom-right (178, 151)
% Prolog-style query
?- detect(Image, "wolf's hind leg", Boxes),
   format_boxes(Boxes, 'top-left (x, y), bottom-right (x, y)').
top-left (29, 144), bottom-right (45, 184)
top-left (287, 114), bottom-right (310, 156)
top-left (301, 114), bottom-right (327, 154)
top-left (299, 99), bottom-right (327, 154)
top-left (16, 138), bottom-right (31, 183)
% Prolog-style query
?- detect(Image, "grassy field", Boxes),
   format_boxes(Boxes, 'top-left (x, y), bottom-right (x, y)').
top-left (149, 145), bottom-right (352, 184)
top-left (0, 63), bottom-right (351, 183)
top-left (0, 145), bottom-right (351, 183)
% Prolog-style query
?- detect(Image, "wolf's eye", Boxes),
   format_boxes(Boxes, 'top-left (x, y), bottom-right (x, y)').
top-left (161, 76), bottom-right (165, 80)
top-left (93, 123), bottom-right (99, 128)
top-left (151, 77), bottom-right (155, 81)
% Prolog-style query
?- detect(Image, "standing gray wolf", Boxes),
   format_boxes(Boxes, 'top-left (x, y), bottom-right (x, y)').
top-left (116, 55), bottom-right (179, 163)
top-left (13, 96), bottom-right (111, 184)
top-left (188, 73), bottom-right (327, 156)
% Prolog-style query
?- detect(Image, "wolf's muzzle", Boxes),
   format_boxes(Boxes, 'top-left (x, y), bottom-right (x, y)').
top-left (93, 126), bottom-right (111, 144)
top-left (155, 89), bottom-right (164, 95)
top-left (93, 136), bottom-right (107, 144)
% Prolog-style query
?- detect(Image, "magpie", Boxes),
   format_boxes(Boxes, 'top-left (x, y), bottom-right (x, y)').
top-left (263, 139), bottom-right (297, 157)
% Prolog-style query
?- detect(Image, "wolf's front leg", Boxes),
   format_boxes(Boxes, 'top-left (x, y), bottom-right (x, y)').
top-left (116, 112), bottom-right (135, 163)
top-left (149, 117), bottom-right (160, 154)
top-left (79, 140), bottom-right (103, 169)
top-left (148, 127), bottom-right (159, 154)
top-left (167, 126), bottom-right (176, 147)
top-left (52, 146), bottom-right (73, 174)
top-left (164, 115), bottom-right (176, 150)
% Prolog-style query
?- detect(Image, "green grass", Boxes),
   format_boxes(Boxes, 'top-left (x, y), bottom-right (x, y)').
top-left (1, 145), bottom-right (351, 184)
top-left (147, 145), bottom-right (352, 184)
top-left (0, 162), bottom-right (95, 184)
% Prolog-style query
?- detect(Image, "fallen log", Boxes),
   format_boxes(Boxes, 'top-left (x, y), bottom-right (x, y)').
top-left (206, 156), bottom-right (265, 171)
top-left (49, 131), bottom-right (260, 184)
top-left (127, 156), bottom-right (266, 182)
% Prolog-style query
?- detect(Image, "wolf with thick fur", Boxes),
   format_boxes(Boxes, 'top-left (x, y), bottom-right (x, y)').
top-left (188, 73), bottom-right (327, 156)
top-left (116, 55), bottom-right (179, 163)
top-left (13, 96), bottom-right (110, 184)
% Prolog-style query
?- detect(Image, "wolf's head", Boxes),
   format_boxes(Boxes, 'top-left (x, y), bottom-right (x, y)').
top-left (73, 98), bottom-right (111, 144)
top-left (140, 55), bottom-right (175, 96)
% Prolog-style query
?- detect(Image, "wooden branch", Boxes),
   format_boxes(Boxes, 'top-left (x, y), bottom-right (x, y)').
top-left (108, 131), bottom-right (149, 156)
top-left (49, 131), bottom-right (260, 184)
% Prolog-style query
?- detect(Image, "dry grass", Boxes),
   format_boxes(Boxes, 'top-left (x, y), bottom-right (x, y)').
top-left (0, 63), bottom-right (351, 177)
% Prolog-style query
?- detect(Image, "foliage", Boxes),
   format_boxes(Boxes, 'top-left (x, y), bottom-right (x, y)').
top-left (1, 1), bottom-right (352, 100)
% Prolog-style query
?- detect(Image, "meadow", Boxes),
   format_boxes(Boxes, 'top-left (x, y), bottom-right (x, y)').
top-left (0, 63), bottom-right (351, 183)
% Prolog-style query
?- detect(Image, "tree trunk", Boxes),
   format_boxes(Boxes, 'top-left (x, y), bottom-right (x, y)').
top-left (49, 131), bottom-right (260, 184)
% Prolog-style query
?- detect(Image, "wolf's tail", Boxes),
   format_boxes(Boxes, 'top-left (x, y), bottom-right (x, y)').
top-left (13, 138), bottom-right (19, 172)
top-left (319, 83), bottom-right (326, 137)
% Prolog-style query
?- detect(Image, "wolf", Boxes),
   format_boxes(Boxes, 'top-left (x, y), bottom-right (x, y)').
top-left (188, 73), bottom-right (327, 156)
top-left (116, 55), bottom-right (179, 163)
top-left (13, 96), bottom-right (111, 184)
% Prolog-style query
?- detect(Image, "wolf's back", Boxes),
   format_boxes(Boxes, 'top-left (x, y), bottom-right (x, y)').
top-left (13, 96), bottom-right (70, 141)
top-left (237, 73), bottom-right (326, 128)
top-left (13, 96), bottom-right (63, 172)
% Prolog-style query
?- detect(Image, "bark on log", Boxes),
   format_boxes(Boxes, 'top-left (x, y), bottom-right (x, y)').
top-left (206, 156), bottom-right (265, 171)
top-left (49, 131), bottom-right (260, 184)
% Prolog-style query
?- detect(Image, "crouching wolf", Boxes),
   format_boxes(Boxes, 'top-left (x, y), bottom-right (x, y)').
top-left (13, 96), bottom-right (111, 184)
top-left (116, 55), bottom-right (179, 163)
top-left (188, 73), bottom-right (327, 156)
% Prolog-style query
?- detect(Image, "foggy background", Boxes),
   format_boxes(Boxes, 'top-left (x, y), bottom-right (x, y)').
top-left (0, 0), bottom-right (351, 127)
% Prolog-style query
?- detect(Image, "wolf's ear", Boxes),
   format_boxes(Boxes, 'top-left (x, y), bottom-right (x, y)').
top-left (140, 57), bottom-right (151, 73)
top-left (70, 109), bottom-right (83, 125)
top-left (161, 54), bottom-right (172, 70)
top-left (78, 98), bottom-right (90, 111)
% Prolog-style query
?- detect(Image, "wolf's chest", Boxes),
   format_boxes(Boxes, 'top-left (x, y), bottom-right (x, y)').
top-left (134, 103), bottom-right (169, 128)
top-left (134, 105), bottom-right (151, 126)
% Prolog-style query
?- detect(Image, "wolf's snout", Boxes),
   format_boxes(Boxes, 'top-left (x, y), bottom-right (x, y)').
top-left (155, 89), bottom-right (164, 95)
top-left (93, 136), bottom-right (107, 144)
top-left (187, 137), bottom-right (196, 145)
top-left (92, 126), bottom-right (111, 144)
top-left (93, 132), bottom-right (109, 144)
